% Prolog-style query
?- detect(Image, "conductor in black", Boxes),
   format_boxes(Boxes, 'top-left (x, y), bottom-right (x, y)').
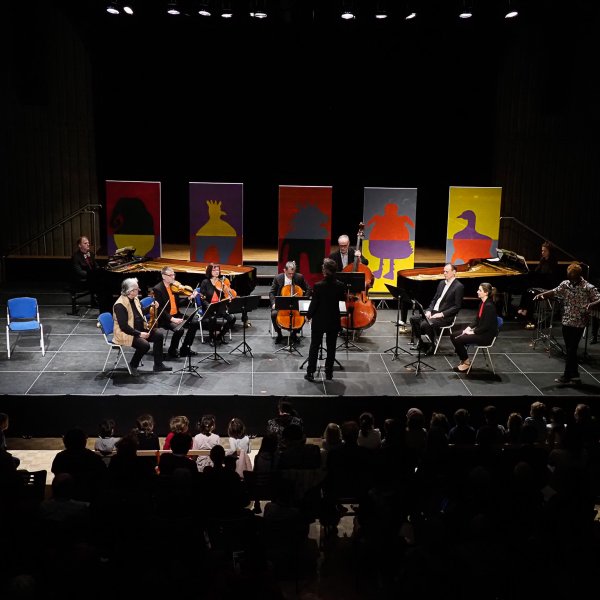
top-left (305, 258), bottom-right (347, 381)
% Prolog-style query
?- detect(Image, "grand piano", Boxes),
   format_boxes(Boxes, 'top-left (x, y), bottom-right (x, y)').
top-left (397, 249), bottom-right (529, 310)
top-left (100, 256), bottom-right (257, 312)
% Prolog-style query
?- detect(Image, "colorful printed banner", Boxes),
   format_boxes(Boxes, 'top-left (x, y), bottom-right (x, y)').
top-left (362, 188), bottom-right (417, 293)
top-left (189, 182), bottom-right (243, 264)
top-left (106, 180), bottom-right (161, 257)
top-left (278, 185), bottom-right (332, 289)
top-left (446, 187), bottom-right (502, 265)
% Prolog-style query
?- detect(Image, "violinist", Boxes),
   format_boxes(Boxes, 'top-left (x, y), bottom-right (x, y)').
top-left (329, 234), bottom-right (369, 272)
top-left (151, 266), bottom-right (200, 358)
top-left (269, 261), bottom-right (311, 344)
top-left (199, 263), bottom-right (237, 346)
top-left (113, 277), bottom-right (171, 376)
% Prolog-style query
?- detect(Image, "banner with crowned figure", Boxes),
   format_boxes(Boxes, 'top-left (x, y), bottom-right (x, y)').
top-left (189, 182), bottom-right (244, 264)
top-left (278, 185), bottom-right (332, 289)
top-left (446, 186), bottom-right (502, 265)
top-left (361, 187), bottom-right (417, 293)
top-left (106, 180), bottom-right (161, 257)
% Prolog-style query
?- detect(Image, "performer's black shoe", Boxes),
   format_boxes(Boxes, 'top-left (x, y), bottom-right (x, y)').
top-left (275, 333), bottom-right (284, 344)
top-left (153, 363), bottom-right (172, 372)
top-left (591, 338), bottom-right (598, 345)
top-left (167, 349), bottom-right (180, 359)
top-left (180, 347), bottom-right (198, 357)
top-left (129, 366), bottom-right (141, 377)
top-left (325, 371), bottom-right (333, 380)
top-left (304, 372), bottom-right (315, 382)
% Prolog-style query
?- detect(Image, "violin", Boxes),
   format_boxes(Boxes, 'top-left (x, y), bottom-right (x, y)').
top-left (171, 281), bottom-right (195, 296)
top-left (341, 222), bottom-right (377, 331)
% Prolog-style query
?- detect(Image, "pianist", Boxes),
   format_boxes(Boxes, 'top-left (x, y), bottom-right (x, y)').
top-left (409, 263), bottom-right (464, 354)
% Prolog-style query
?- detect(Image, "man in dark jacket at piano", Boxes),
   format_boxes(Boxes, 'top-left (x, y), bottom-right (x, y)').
top-left (409, 263), bottom-right (464, 354)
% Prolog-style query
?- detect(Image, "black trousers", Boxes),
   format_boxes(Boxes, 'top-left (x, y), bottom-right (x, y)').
top-left (166, 318), bottom-right (200, 352)
top-left (562, 325), bottom-right (584, 379)
top-left (130, 328), bottom-right (166, 368)
top-left (205, 312), bottom-right (236, 340)
top-left (307, 329), bottom-right (339, 375)
top-left (451, 332), bottom-right (494, 362)
top-left (410, 315), bottom-right (453, 343)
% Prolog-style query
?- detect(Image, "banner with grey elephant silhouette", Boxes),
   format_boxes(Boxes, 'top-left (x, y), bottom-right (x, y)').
top-left (106, 180), bottom-right (162, 258)
top-left (445, 186), bottom-right (502, 265)
top-left (189, 182), bottom-right (243, 265)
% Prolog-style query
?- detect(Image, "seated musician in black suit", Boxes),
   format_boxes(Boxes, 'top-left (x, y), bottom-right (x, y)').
top-left (71, 236), bottom-right (99, 303)
top-left (269, 261), bottom-right (311, 344)
top-left (409, 263), bottom-right (464, 354)
top-left (329, 234), bottom-right (369, 272)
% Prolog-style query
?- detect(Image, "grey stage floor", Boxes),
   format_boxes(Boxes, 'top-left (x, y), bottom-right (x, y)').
top-left (3, 302), bottom-right (600, 398)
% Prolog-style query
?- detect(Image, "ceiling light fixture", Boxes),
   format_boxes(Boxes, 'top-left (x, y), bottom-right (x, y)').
top-left (198, 2), bottom-right (211, 16)
top-left (167, 2), bottom-right (180, 15)
top-left (505, 1), bottom-right (518, 18)
top-left (459, 1), bottom-right (473, 19)
top-left (106, 2), bottom-right (120, 15)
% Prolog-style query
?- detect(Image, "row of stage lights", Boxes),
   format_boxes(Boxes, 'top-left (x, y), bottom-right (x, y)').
top-left (106, 2), bottom-right (520, 21)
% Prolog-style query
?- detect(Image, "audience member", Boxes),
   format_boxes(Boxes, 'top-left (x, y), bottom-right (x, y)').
top-left (278, 424), bottom-right (321, 470)
top-left (476, 405), bottom-right (506, 446)
top-left (322, 422), bottom-right (343, 453)
top-left (106, 432), bottom-right (155, 488)
top-left (357, 411), bottom-right (382, 449)
top-left (448, 408), bottom-right (476, 445)
top-left (522, 401), bottom-right (547, 443)
top-left (0, 412), bottom-right (20, 468)
top-left (94, 418), bottom-right (119, 458)
top-left (266, 400), bottom-right (304, 448)
top-left (158, 433), bottom-right (197, 476)
top-left (163, 415), bottom-right (190, 450)
top-left (134, 413), bottom-right (160, 450)
top-left (547, 406), bottom-right (567, 449)
top-left (505, 412), bottom-right (524, 444)
top-left (227, 417), bottom-right (251, 456)
top-left (253, 434), bottom-right (279, 474)
top-left (51, 428), bottom-right (106, 501)
top-left (193, 414), bottom-right (222, 471)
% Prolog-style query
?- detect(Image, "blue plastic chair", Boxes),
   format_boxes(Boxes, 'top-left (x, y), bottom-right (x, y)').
top-left (97, 311), bottom-right (132, 375)
top-left (467, 316), bottom-right (503, 375)
top-left (6, 297), bottom-right (45, 359)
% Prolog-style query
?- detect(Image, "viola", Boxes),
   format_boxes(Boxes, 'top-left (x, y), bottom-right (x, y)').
top-left (340, 222), bottom-right (377, 331)
top-left (213, 277), bottom-right (238, 301)
top-left (276, 281), bottom-right (305, 331)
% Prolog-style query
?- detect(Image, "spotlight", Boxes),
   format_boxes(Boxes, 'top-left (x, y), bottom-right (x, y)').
top-left (374, 0), bottom-right (387, 19)
top-left (505, 1), bottom-right (518, 18)
top-left (405, 11), bottom-right (416, 20)
top-left (123, 5), bottom-right (134, 15)
top-left (459, 1), bottom-right (473, 19)
top-left (404, 2), bottom-right (416, 20)
top-left (106, 2), bottom-right (120, 15)
top-left (341, 1), bottom-right (355, 20)
top-left (167, 2), bottom-right (180, 15)
top-left (221, 1), bottom-right (233, 18)
top-left (198, 2), bottom-right (211, 16)
top-left (250, 0), bottom-right (267, 18)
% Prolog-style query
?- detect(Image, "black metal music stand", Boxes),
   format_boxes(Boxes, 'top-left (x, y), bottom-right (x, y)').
top-left (404, 300), bottom-right (435, 374)
top-left (335, 271), bottom-right (366, 352)
top-left (173, 304), bottom-right (203, 377)
top-left (274, 295), bottom-right (303, 356)
top-left (404, 334), bottom-right (436, 375)
top-left (197, 299), bottom-right (231, 365)
top-left (383, 284), bottom-right (413, 360)
top-left (228, 295), bottom-right (260, 357)
top-left (531, 296), bottom-right (564, 356)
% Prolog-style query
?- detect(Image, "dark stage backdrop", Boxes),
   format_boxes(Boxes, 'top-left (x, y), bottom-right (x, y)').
top-left (2, 0), bottom-right (599, 268)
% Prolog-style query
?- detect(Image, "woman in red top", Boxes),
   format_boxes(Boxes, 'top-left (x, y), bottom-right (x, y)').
top-left (451, 282), bottom-right (499, 372)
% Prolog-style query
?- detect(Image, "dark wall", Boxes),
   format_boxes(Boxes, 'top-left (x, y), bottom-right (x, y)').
top-left (3, 0), bottom-right (599, 267)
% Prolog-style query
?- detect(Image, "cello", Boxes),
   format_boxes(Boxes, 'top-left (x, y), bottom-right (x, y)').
top-left (340, 223), bottom-right (377, 331)
top-left (276, 279), bottom-right (305, 333)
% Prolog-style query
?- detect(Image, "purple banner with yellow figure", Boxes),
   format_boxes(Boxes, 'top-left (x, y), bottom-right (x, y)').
top-left (189, 182), bottom-right (243, 265)
top-left (106, 180), bottom-right (161, 257)
top-left (446, 187), bottom-right (502, 265)
top-left (278, 185), bottom-right (332, 289)
top-left (362, 188), bottom-right (417, 293)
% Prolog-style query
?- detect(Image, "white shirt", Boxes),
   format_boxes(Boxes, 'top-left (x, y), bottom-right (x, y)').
top-left (341, 252), bottom-right (348, 268)
top-left (433, 279), bottom-right (454, 312)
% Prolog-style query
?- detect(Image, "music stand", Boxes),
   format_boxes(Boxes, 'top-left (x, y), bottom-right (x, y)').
top-left (173, 304), bottom-right (204, 377)
top-left (228, 295), bottom-right (261, 357)
top-left (335, 271), bottom-right (366, 352)
top-left (404, 334), bottom-right (436, 375)
top-left (197, 299), bottom-right (231, 365)
top-left (274, 295), bottom-right (303, 356)
top-left (383, 284), bottom-right (413, 360)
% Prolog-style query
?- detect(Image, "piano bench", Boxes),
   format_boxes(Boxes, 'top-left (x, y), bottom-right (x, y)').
top-left (66, 286), bottom-right (93, 316)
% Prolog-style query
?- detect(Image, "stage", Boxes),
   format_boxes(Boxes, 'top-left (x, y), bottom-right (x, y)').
top-left (2, 282), bottom-right (600, 439)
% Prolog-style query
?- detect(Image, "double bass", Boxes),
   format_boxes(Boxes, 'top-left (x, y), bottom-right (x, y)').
top-left (340, 223), bottom-right (377, 331)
